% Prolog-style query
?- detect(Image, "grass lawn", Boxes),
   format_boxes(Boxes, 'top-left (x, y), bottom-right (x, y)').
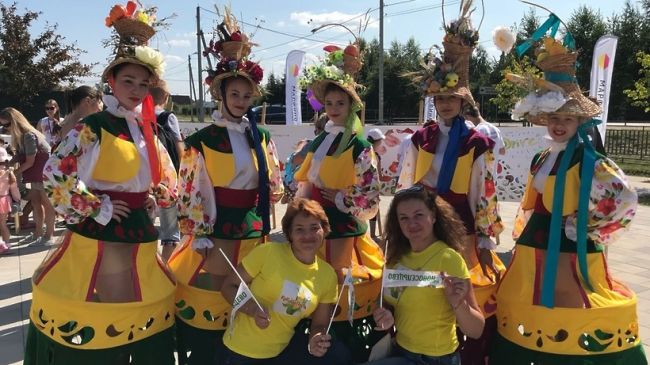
top-left (612, 160), bottom-right (650, 178)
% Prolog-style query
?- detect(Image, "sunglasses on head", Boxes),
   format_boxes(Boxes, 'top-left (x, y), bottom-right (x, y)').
top-left (395, 184), bottom-right (425, 196)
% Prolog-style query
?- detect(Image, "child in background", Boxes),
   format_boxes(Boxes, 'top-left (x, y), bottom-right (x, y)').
top-left (0, 146), bottom-right (20, 254)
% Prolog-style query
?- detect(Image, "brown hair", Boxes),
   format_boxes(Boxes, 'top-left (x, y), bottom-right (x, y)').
top-left (0, 107), bottom-right (47, 152)
top-left (324, 83), bottom-right (352, 103)
top-left (45, 99), bottom-right (61, 121)
top-left (384, 186), bottom-right (467, 266)
top-left (282, 198), bottom-right (331, 243)
top-left (150, 80), bottom-right (170, 106)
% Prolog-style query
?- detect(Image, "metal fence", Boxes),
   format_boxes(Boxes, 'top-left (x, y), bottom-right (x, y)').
top-left (605, 126), bottom-right (650, 165)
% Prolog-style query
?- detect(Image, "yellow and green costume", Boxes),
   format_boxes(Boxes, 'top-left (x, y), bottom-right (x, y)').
top-left (492, 142), bottom-right (645, 364)
top-left (168, 113), bottom-right (283, 364)
top-left (26, 105), bottom-right (178, 365)
top-left (294, 121), bottom-right (385, 362)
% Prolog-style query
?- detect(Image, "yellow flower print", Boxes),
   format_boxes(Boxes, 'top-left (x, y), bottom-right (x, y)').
top-left (79, 125), bottom-right (97, 146)
top-left (189, 204), bottom-right (204, 223)
top-left (51, 185), bottom-right (71, 207)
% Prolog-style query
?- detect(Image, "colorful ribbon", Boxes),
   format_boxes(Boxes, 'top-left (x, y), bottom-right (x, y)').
top-left (140, 95), bottom-right (162, 186)
top-left (333, 101), bottom-right (363, 157)
top-left (516, 13), bottom-right (576, 57)
top-left (248, 118), bottom-right (271, 235)
top-left (437, 116), bottom-right (469, 194)
top-left (540, 119), bottom-right (601, 308)
top-left (544, 71), bottom-right (577, 83)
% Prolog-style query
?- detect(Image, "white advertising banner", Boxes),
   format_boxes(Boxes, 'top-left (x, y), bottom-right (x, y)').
top-left (589, 35), bottom-right (618, 143)
top-left (284, 50), bottom-right (306, 125)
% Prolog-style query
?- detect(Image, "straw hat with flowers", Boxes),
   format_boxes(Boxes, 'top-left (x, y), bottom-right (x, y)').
top-left (498, 3), bottom-right (601, 125)
top-left (405, 0), bottom-right (484, 106)
top-left (203, 7), bottom-right (263, 101)
top-left (102, 1), bottom-right (166, 83)
top-left (299, 22), bottom-right (367, 155)
top-left (299, 23), bottom-right (365, 107)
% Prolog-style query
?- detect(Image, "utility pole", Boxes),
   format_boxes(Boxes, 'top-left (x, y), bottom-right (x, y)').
top-left (188, 54), bottom-right (196, 122)
top-left (378, 0), bottom-right (384, 124)
top-left (196, 6), bottom-right (205, 123)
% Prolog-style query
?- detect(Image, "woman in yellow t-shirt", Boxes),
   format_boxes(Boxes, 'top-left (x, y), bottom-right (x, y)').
top-left (367, 186), bottom-right (485, 365)
top-left (221, 198), bottom-right (351, 365)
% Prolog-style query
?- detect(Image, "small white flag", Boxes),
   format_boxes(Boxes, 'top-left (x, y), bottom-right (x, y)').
top-left (228, 282), bottom-right (253, 335)
top-left (344, 267), bottom-right (355, 325)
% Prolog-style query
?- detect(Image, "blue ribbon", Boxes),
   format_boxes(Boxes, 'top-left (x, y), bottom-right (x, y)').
top-left (248, 118), bottom-right (271, 235)
top-left (516, 13), bottom-right (560, 56)
top-left (437, 116), bottom-right (469, 194)
top-left (540, 119), bottom-right (601, 308)
top-left (544, 72), bottom-right (577, 83)
top-left (516, 13), bottom-right (577, 57)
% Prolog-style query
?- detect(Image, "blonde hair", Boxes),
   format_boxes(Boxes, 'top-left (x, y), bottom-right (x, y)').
top-left (0, 108), bottom-right (47, 152)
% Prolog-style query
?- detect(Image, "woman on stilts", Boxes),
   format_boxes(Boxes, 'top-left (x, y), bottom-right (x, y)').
top-left (167, 8), bottom-right (283, 364)
top-left (294, 29), bottom-right (384, 363)
top-left (25, 2), bottom-right (177, 363)
top-left (398, 2), bottom-right (505, 363)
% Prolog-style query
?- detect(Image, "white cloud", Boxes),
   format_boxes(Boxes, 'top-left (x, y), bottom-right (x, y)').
top-left (165, 55), bottom-right (184, 63)
top-left (276, 21), bottom-right (286, 27)
top-left (289, 11), bottom-right (378, 30)
top-left (167, 39), bottom-right (191, 47)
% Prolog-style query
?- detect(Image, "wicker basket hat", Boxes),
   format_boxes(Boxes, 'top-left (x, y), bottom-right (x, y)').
top-left (301, 42), bottom-right (365, 107)
top-left (204, 8), bottom-right (262, 101)
top-left (102, 2), bottom-right (164, 83)
top-left (533, 50), bottom-right (601, 125)
top-left (407, 0), bottom-right (482, 106)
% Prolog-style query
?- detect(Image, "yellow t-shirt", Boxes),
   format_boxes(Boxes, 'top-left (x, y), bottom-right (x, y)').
top-left (383, 240), bottom-right (470, 357)
top-left (223, 242), bottom-right (338, 359)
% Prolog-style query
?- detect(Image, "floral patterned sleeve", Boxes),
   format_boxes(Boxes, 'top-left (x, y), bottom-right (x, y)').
top-left (469, 151), bottom-right (504, 249)
top-left (151, 141), bottom-right (178, 209)
top-left (43, 124), bottom-right (108, 224)
top-left (396, 142), bottom-right (417, 190)
top-left (177, 145), bottom-right (216, 249)
top-left (565, 157), bottom-right (637, 246)
top-left (334, 146), bottom-right (380, 221)
top-left (266, 138), bottom-right (284, 199)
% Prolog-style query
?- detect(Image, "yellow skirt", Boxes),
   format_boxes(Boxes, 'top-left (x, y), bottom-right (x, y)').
top-left (29, 232), bottom-right (176, 350)
top-left (495, 244), bottom-right (640, 356)
top-left (168, 235), bottom-right (262, 331)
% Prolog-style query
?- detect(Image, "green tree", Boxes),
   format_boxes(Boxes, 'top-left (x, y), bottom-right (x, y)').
top-left (565, 6), bottom-right (607, 90)
top-left (608, 0), bottom-right (644, 119)
top-left (469, 45), bottom-right (493, 110)
top-left (262, 72), bottom-right (285, 105)
top-left (490, 55), bottom-right (541, 117)
top-left (0, 2), bottom-right (92, 108)
top-left (624, 51), bottom-right (650, 112)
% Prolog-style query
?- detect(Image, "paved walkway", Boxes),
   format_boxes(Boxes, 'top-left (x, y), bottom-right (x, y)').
top-left (1, 189), bottom-right (649, 364)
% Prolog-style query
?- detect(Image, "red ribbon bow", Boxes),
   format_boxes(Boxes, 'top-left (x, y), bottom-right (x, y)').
top-left (140, 95), bottom-right (162, 186)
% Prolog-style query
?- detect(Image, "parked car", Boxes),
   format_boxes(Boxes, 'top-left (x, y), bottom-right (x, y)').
top-left (249, 104), bottom-right (286, 124)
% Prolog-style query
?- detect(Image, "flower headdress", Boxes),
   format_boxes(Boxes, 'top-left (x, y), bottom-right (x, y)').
top-left (500, 2), bottom-right (601, 125)
top-left (203, 6), bottom-right (263, 100)
top-left (405, 0), bottom-right (484, 106)
top-left (299, 23), bottom-right (366, 156)
top-left (102, 1), bottom-right (166, 82)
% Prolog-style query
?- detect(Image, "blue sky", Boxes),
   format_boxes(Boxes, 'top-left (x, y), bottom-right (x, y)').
top-left (16, 0), bottom-right (627, 99)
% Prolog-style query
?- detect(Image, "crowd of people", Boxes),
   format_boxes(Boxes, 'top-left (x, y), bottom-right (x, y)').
top-left (0, 2), bottom-right (643, 365)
